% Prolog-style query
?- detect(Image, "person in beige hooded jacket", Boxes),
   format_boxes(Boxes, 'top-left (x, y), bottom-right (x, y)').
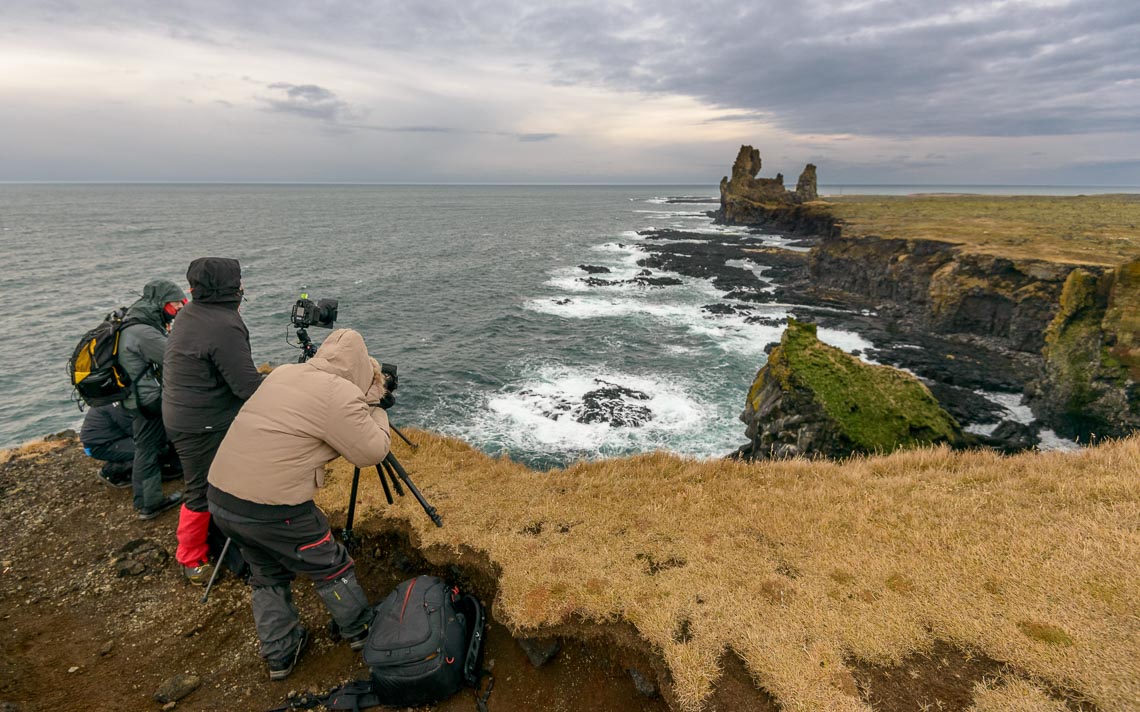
top-left (207, 328), bottom-right (391, 681)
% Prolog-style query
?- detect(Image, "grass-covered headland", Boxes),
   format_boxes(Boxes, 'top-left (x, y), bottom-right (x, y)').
top-left (317, 430), bottom-right (1140, 711)
top-left (824, 194), bottom-right (1140, 266)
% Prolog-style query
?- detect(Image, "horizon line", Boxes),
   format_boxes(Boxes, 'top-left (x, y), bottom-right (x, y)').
top-left (2, 180), bottom-right (1140, 188)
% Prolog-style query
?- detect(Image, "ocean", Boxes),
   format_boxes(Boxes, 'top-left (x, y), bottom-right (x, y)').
top-left (3, 184), bottom-right (1123, 466)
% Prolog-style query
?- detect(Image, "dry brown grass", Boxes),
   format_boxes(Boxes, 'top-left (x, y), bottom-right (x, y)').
top-left (0, 439), bottom-right (67, 467)
top-left (316, 433), bottom-right (1140, 711)
top-left (822, 194), bottom-right (1140, 265)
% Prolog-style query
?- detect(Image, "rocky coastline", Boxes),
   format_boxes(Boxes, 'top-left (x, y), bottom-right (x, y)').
top-left (577, 148), bottom-right (1137, 456)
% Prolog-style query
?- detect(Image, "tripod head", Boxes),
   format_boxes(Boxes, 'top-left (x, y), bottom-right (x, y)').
top-left (295, 326), bottom-right (318, 362)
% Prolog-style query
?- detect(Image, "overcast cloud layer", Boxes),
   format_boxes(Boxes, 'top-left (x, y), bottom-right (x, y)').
top-left (2, 0), bottom-right (1138, 184)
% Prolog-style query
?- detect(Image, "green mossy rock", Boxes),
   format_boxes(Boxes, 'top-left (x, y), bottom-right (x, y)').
top-left (742, 320), bottom-right (963, 459)
top-left (1039, 260), bottom-right (1140, 440)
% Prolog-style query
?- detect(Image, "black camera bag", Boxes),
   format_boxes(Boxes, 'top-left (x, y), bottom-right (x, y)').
top-left (364, 575), bottom-right (484, 706)
top-left (269, 576), bottom-right (488, 712)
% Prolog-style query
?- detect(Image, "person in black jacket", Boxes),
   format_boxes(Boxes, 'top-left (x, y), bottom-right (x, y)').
top-left (163, 257), bottom-right (264, 585)
top-left (81, 403), bottom-right (135, 488)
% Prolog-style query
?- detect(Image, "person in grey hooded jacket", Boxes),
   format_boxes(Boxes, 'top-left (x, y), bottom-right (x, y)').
top-left (119, 278), bottom-right (186, 519)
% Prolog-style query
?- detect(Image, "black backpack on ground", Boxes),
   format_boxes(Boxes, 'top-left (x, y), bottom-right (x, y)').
top-left (272, 575), bottom-right (489, 711)
top-left (67, 307), bottom-right (137, 409)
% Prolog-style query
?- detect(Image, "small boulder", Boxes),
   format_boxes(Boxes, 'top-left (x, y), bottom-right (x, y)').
top-left (154, 674), bottom-right (201, 704)
top-left (628, 668), bottom-right (659, 698)
top-left (517, 637), bottom-right (560, 668)
top-left (578, 264), bottom-right (611, 274)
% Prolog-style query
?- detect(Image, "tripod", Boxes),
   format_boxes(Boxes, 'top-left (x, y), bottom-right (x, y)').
top-left (342, 452), bottom-right (443, 550)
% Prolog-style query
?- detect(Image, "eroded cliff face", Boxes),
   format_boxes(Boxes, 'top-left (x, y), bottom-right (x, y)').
top-left (741, 320), bottom-right (963, 459)
top-left (1034, 261), bottom-right (1140, 440)
top-left (807, 234), bottom-right (1083, 354)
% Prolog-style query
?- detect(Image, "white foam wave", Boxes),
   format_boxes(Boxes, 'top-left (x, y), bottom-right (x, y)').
top-left (455, 365), bottom-right (712, 458)
top-left (970, 390), bottom-right (1080, 451)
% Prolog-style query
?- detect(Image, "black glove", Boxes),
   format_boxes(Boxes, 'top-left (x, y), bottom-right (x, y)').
top-left (381, 362), bottom-right (398, 392)
top-left (377, 392), bottom-right (396, 410)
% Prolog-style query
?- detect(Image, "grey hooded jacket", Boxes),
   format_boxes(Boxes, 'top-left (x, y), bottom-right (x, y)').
top-left (118, 279), bottom-right (187, 413)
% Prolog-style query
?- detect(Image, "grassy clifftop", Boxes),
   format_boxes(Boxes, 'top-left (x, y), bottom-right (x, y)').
top-left (824, 194), bottom-right (1140, 266)
top-left (317, 431), bottom-right (1140, 711)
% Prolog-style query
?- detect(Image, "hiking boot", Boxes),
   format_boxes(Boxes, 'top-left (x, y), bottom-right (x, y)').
top-left (327, 620), bottom-right (369, 651)
top-left (267, 628), bottom-right (309, 681)
top-left (97, 470), bottom-right (132, 489)
top-left (137, 492), bottom-right (183, 521)
top-left (346, 626), bottom-right (369, 652)
top-left (183, 560), bottom-right (216, 586)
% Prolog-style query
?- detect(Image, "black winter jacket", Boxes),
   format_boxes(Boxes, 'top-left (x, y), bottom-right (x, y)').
top-left (162, 258), bottom-right (263, 432)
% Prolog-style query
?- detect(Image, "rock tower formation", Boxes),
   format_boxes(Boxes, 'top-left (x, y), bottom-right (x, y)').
top-left (719, 145), bottom-right (817, 223)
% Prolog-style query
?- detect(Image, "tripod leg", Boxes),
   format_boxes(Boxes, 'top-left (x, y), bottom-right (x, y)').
top-left (200, 537), bottom-right (232, 604)
top-left (343, 466), bottom-right (362, 550)
top-left (384, 454), bottom-right (443, 528)
top-left (376, 464), bottom-right (394, 504)
top-left (390, 424), bottom-right (417, 450)
top-left (382, 459), bottom-right (404, 497)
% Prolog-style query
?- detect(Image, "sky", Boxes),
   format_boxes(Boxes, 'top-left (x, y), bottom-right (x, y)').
top-left (2, 0), bottom-right (1138, 185)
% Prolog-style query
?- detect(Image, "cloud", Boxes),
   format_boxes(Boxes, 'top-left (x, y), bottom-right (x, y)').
top-left (262, 82), bottom-right (357, 121)
top-left (516, 132), bottom-right (558, 142)
top-left (2, 0), bottom-right (1138, 183)
top-left (504, 0), bottom-right (1140, 139)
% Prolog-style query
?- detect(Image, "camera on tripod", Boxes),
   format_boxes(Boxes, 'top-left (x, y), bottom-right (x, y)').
top-left (291, 294), bottom-right (339, 329)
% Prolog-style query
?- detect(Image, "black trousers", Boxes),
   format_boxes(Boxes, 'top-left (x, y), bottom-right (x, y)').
top-left (166, 429), bottom-right (227, 512)
top-left (210, 501), bottom-right (370, 660)
top-left (131, 410), bottom-right (167, 511)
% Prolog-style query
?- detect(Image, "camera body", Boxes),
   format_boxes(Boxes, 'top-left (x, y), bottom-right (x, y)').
top-left (291, 294), bottom-right (338, 329)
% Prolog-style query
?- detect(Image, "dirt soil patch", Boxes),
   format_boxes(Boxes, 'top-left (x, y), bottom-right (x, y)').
top-left (849, 640), bottom-right (1099, 712)
top-left (0, 436), bottom-right (671, 712)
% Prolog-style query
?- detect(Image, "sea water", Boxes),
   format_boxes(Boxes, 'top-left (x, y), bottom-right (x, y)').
top-left (0, 184), bottom-right (1089, 466)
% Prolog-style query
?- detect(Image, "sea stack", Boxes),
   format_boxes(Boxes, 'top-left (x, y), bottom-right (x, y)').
top-left (719, 145), bottom-right (818, 224)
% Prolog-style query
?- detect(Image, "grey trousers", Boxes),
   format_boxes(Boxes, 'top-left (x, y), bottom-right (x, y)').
top-left (130, 410), bottom-right (166, 511)
top-left (211, 502), bottom-right (371, 661)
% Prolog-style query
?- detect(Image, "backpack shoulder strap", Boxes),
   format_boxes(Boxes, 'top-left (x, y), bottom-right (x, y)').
top-left (461, 593), bottom-right (486, 688)
top-left (268, 679), bottom-right (380, 712)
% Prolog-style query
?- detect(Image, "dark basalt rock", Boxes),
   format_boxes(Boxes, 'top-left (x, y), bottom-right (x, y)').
top-left (111, 539), bottom-right (169, 578)
top-left (578, 264), bottom-right (611, 274)
top-left (983, 420), bottom-right (1041, 453)
top-left (702, 303), bottom-right (744, 315)
top-left (517, 638), bottom-right (561, 668)
top-left (746, 315), bottom-right (787, 328)
top-left (578, 384), bottom-right (653, 427)
top-left (578, 273), bottom-right (683, 288)
top-left (925, 382), bottom-right (1008, 426)
top-left (632, 275), bottom-right (682, 287)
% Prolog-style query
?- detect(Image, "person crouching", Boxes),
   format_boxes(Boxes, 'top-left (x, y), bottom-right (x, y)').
top-left (206, 329), bottom-right (391, 681)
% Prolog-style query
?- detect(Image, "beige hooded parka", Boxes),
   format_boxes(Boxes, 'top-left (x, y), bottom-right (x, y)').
top-left (208, 329), bottom-right (390, 507)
